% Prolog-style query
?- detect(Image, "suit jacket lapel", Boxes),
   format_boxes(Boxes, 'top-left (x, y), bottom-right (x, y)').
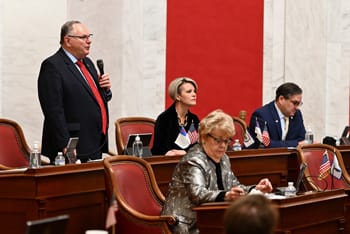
top-left (270, 103), bottom-right (283, 139)
top-left (59, 49), bottom-right (95, 97)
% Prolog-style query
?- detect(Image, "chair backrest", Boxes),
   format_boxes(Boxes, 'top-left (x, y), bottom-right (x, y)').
top-left (0, 118), bottom-right (30, 168)
top-left (296, 143), bottom-right (350, 191)
top-left (103, 156), bottom-right (175, 234)
top-left (232, 116), bottom-right (247, 146)
top-left (115, 117), bottom-right (155, 154)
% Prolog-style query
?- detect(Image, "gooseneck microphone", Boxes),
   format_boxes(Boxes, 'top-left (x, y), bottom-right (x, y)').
top-left (96, 59), bottom-right (104, 75)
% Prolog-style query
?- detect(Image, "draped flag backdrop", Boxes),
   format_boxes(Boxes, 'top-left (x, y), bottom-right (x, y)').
top-left (166, 0), bottom-right (264, 121)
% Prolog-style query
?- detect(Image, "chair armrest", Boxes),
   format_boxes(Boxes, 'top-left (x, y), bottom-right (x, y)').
top-left (160, 215), bottom-right (177, 226)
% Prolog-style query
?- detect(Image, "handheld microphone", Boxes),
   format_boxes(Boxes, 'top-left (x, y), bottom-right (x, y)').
top-left (96, 59), bottom-right (104, 75)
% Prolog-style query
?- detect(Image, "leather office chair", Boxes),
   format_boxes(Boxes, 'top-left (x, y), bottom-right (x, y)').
top-left (296, 143), bottom-right (350, 191)
top-left (115, 117), bottom-right (155, 155)
top-left (103, 156), bottom-right (176, 234)
top-left (232, 116), bottom-right (247, 146)
top-left (0, 118), bottom-right (30, 169)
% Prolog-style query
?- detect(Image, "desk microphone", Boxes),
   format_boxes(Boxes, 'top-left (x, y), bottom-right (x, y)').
top-left (96, 59), bottom-right (104, 75)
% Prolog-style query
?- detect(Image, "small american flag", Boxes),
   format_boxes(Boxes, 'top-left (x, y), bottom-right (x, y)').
top-left (319, 150), bottom-right (331, 180)
top-left (105, 194), bottom-right (118, 229)
top-left (188, 123), bottom-right (198, 144)
top-left (262, 122), bottom-right (270, 147)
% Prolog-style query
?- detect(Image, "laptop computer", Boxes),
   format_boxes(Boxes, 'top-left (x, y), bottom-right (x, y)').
top-left (276, 162), bottom-right (307, 195)
top-left (124, 133), bottom-right (153, 157)
top-left (295, 162), bottom-right (307, 194)
top-left (26, 214), bottom-right (69, 234)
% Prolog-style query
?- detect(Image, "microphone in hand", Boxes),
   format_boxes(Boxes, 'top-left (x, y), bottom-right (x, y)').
top-left (96, 59), bottom-right (104, 75)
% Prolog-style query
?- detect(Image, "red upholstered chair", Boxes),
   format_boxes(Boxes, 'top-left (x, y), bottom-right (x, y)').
top-left (232, 116), bottom-right (247, 146)
top-left (296, 143), bottom-right (350, 191)
top-left (103, 156), bottom-right (176, 234)
top-left (115, 117), bottom-right (155, 155)
top-left (0, 118), bottom-right (30, 169)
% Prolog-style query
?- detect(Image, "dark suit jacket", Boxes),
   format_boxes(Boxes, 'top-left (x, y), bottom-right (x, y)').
top-left (38, 48), bottom-right (112, 162)
top-left (247, 101), bottom-right (306, 148)
top-left (151, 102), bottom-right (199, 155)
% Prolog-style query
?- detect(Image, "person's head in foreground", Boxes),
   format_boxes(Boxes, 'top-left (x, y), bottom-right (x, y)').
top-left (224, 194), bottom-right (279, 234)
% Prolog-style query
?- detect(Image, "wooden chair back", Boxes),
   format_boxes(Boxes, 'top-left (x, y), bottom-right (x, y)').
top-left (232, 116), bottom-right (247, 146)
top-left (0, 118), bottom-right (30, 169)
top-left (103, 156), bottom-right (176, 233)
top-left (115, 117), bottom-right (155, 155)
top-left (296, 143), bottom-right (350, 191)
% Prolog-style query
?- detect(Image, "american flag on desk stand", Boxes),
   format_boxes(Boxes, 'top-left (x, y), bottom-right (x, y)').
top-left (188, 123), bottom-right (198, 144)
top-left (319, 150), bottom-right (331, 180)
top-left (261, 122), bottom-right (270, 147)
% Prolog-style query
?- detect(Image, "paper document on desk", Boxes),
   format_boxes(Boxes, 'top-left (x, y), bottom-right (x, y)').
top-left (248, 189), bottom-right (286, 200)
top-left (265, 193), bottom-right (287, 200)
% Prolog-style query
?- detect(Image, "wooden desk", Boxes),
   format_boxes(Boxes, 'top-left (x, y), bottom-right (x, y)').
top-left (0, 162), bottom-right (106, 234)
top-left (147, 148), bottom-right (298, 195)
top-left (193, 190), bottom-right (347, 234)
top-left (1, 146), bottom-right (348, 234)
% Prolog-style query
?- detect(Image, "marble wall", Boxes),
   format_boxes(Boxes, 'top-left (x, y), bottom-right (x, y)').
top-left (0, 0), bottom-right (67, 148)
top-left (0, 0), bottom-right (349, 154)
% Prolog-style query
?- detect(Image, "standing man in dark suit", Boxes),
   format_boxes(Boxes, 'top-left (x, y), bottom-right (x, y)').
top-left (38, 20), bottom-right (112, 163)
top-left (247, 82), bottom-right (306, 148)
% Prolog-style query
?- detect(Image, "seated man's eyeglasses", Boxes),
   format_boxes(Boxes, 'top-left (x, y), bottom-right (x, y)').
top-left (67, 34), bottom-right (93, 41)
top-left (289, 99), bottom-right (303, 107)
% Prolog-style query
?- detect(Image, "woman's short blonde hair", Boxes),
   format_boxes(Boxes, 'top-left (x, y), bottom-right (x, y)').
top-left (168, 77), bottom-right (198, 101)
top-left (199, 109), bottom-right (235, 143)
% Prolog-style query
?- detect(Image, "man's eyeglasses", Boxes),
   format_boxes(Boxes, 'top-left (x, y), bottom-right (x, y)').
top-left (208, 133), bottom-right (232, 145)
top-left (67, 34), bottom-right (93, 41)
top-left (289, 99), bottom-right (303, 107)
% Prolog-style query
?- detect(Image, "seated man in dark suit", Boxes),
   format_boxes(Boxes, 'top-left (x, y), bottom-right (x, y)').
top-left (247, 82), bottom-right (306, 148)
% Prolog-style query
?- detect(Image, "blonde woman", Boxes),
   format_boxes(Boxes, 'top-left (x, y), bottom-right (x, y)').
top-left (152, 77), bottom-right (199, 156)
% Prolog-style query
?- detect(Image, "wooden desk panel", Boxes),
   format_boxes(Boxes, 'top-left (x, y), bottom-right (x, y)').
top-left (0, 162), bottom-right (106, 234)
top-left (227, 148), bottom-right (296, 188)
top-left (193, 190), bottom-right (347, 234)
